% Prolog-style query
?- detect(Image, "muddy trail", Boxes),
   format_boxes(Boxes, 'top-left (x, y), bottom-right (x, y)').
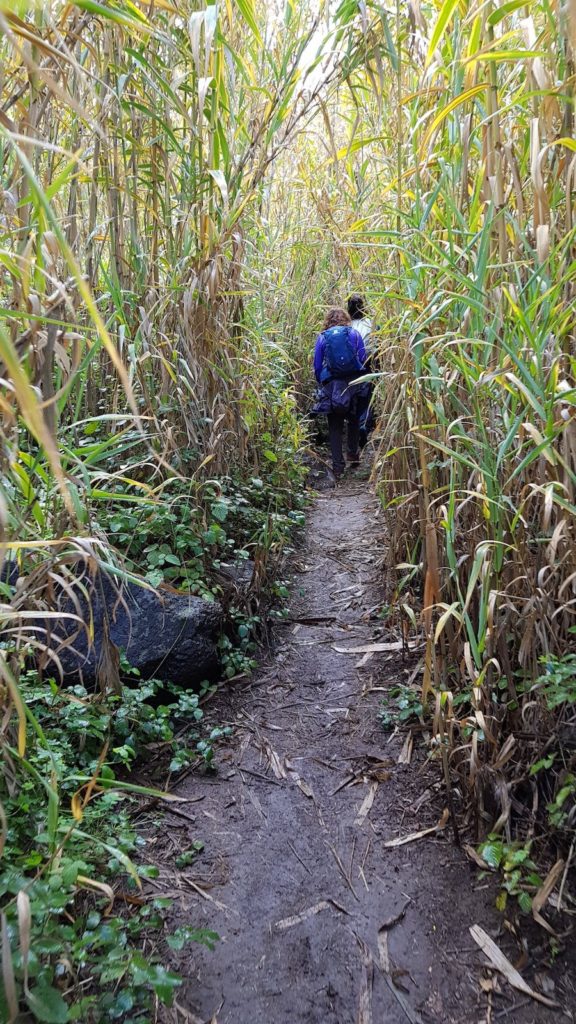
top-left (151, 480), bottom-right (571, 1024)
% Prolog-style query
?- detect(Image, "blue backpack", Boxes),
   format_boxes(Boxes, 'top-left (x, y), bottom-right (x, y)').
top-left (322, 326), bottom-right (362, 379)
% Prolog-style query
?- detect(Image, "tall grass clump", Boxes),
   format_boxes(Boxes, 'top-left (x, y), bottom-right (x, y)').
top-left (0, 1), bottom-right (362, 1016)
top-left (325, 0), bottom-right (576, 895)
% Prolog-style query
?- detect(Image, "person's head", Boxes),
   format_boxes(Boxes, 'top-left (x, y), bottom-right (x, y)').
top-left (323, 307), bottom-right (351, 331)
top-left (347, 294), bottom-right (366, 320)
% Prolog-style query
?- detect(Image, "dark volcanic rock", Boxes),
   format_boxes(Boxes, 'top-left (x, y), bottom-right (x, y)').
top-left (40, 570), bottom-right (222, 688)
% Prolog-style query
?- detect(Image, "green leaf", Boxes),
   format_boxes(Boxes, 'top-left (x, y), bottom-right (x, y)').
top-left (263, 449), bottom-right (278, 462)
top-left (233, 0), bottom-right (263, 45)
top-left (111, 991), bottom-right (134, 1015)
top-left (479, 842), bottom-right (502, 869)
top-left (167, 926), bottom-right (218, 951)
top-left (495, 890), bottom-right (508, 912)
top-left (211, 502), bottom-right (229, 522)
top-left (130, 959), bottom-right (182, 1004)
top-left (518, 891), bottom-right (533, 914)
top-left (25, 986), bottom-right (69, 1023)
top-left (487, 0), bottom-right (526, 25)
top-left (426, 0), bottom-right (460, 67)
top-left (72, 0), bottom-right (148, 30)
top-left (506, 848), bottom-right (530, 867)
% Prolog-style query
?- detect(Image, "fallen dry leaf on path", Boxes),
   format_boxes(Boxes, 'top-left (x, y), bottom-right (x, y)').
top-left (532, 858), bottom-right (565, 934)
top-left (397, 733), bottom-right (413, 765)
top-left (469, 924), bottom-right (559, 1008)
top-left (357, 959), bottom-right (374, 1024)
top-left (464, 844), bottom-right (493, 871)
top-left (295, 777), bottom-right (314, 798)
top-left (275, 901), bottom-right (330, 931)
top-left (382, 809), bottom-right (449, 848)
top-left (172, 1003), bottom-right (204, 1024)
top-left (355, 651), bottom-right (375, 668)
top-left (380, 901), bottom-right (410, 930)
top-left (261, 739), bottom-right (286, 780)
top-left (373, 932), bottom-right (424, 1024)
top-left (332, 641), bottom-right (405, 654)
top-left (378, 928), bottom-right (390, 973)
top-left (284, 757), bottom-right (314, 798)
top-left (331, 773), bottom-right (356, 795)
top-left (183, 878), bottom-right (230, 914)
top-left (354, 782), bottom-right (378, 827)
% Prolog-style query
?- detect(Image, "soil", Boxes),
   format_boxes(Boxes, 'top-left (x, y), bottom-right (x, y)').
top-left (147, 477), bottom-right (575, 1024)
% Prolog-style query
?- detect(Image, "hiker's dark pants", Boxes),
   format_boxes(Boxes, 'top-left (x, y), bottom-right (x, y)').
top-left (359, 384), bottom-right (375, 445)
top-left (328, 411), bottom-right (360, 476)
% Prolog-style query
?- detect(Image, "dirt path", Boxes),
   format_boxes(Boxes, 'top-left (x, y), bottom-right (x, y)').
top-left (156, 482), bottom-right (568, 1024)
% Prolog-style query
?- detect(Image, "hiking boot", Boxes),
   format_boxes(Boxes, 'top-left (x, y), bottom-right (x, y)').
top-left (347, 454), bottom-right (360, 468)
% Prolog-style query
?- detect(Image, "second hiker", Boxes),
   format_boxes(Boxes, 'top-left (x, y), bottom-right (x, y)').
top-left (312, 307), bottom-right (368, 480)
top-left (347, 293), bottom-right (376, 448)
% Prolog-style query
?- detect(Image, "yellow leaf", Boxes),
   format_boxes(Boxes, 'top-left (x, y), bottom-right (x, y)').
top-left (421, 84), bottom-right (487, 155)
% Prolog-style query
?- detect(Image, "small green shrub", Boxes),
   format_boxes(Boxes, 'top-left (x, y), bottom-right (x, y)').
top-left (379, 684), bottom-right (424, 730)
top-left (534, 651), bottom-right (576, 710)
top-left (0, 669), bottom-right (224, 1022)
top-left (478, 838), bottom-right (543, 914)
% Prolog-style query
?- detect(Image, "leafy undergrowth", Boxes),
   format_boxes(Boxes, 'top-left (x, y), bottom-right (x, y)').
top-left (0, 669), bottom-right (223, 1023)
top-left (95, 432), bottom-right (307, 603)
top-left (1, 448), bottom-right (308, 1022)
top-left (378, 637), bottom-right (576, 931)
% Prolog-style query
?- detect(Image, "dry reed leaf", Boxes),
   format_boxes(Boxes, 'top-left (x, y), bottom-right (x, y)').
top-left (76, 875), bottom-right (115, 914)
top-left (536, 224), bottom-right (550, 264)
top-left (17, 890), bottom-right (30, 988)
top-left (378, 927), bottom-right (390, 973)
top-left (331, 773), bottom-right (356, 795)
top-left (183, 879), bottom-right (229, 914)
top-left (380, 903), bottom-right (410, 930)
top-left (295, 777), bottom-right (314, 797)
top-left (357, 958), bottom-right (374, 1024)
top-left (355, 651), bottom-right (375, 667)
top-left (492, 734), bottom-right (516, 771)
top-left (275, 901), bottom-right (331, 931)
top-left (284, 757), bottom-right (314, 799)
top-left (332, 641), bottom-right (405, 654)
top-left (382, 809), bottom-right (449, 848)
top-left (469, 925), bottom-right (559, 1008)
top-left (354, 782), bottom-right (378, 827)
top-left (397, 733), bottom-right (413, 765)
top-left (261, 740), bottom-right (286, 780)
top-left (532, 859), bottom-right (565, 934)
top-left (463, 844), bottom-right (493, 871)
top-left (1, 912), bottom-right (17, 1022)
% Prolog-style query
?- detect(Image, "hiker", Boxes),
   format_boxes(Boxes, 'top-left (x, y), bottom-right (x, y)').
top-left (348, 294), bottom-right (372, 351)
top-left (312, 307), bottom-right (368, 480)
top-left (347, 294), bottom-right (375, 447)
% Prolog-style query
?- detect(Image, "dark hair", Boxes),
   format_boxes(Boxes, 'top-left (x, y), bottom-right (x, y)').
top-left (347, 294), bottom-right (366, 320)
top-left (323, 307), bottom-right (351, 331)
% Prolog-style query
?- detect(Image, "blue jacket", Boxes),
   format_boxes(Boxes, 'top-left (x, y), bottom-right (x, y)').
top-left (313, 327), bottom-right (367, 383)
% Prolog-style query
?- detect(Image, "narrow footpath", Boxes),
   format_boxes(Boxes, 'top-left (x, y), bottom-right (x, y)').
top-left (154, 481), bottom-right (565, 1024)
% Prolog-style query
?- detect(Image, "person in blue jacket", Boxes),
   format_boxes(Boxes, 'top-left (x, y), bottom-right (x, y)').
top-left (312, 307), bottom-right (368, 479)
